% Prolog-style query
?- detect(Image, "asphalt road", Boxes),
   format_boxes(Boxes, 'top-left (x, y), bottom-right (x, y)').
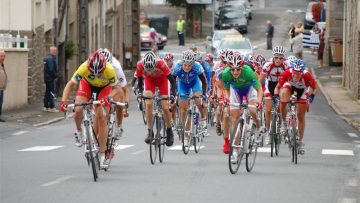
top-left (1, 0), bottom-right (360, 203)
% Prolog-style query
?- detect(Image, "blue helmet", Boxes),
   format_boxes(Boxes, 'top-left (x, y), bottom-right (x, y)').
top-left (291, 59), bottom-right (306, 73)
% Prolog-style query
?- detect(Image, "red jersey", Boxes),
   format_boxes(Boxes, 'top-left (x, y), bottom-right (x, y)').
top-left (277, 69), bottom-right (317, 89)
top-left (135, 59), bottom-right (170, 80)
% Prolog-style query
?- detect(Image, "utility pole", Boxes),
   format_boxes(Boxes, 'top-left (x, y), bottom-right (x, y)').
top-left (212, 0), bottom-right (215, 34)
top-left (99, 0), bottom-right (104, 48)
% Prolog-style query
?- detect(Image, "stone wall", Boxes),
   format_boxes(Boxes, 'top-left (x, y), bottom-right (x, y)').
top-left (343, 0), bottom-right (360, 100)
top-left (28, 25), bottom-right (46, 104)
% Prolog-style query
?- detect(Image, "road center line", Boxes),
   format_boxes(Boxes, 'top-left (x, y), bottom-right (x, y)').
top-left (132, 150), bottom-right (146, 155)
top-left (321, 149), bottom-right (354, 156)
top-left (339, 198), bottom-right (357, 203)
top-left (347, 133), bottom-right (358, 138)
top-left (12, 130), bottom-right (29, 136)
top-left (42, 176), bottom-right (72, 187)
top-left (345, 178), bottom-right (358, 187)
top-left (353, 140), bottom-right (360, 144)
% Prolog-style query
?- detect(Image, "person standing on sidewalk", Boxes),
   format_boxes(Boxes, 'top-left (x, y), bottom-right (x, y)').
top-left (317, 27), bottom-right (325, 67)
top-left (176, 14), bottom-right (186, 46)
top-left (43, 46), bottom-right (59, 112)
top-left (288, 22), bottom-right (296, 52)
top-left (293, 29), bottom-right (304, 59)
top-left (266, 20), bottom-right (274, 50)
top-left (0, 50), bottom-right (7, 122)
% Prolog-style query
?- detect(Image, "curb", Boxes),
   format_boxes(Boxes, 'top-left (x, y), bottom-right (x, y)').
top-left (311, 67), bottom-right (360, 132)
top-left (33, 117), bottom-right (64, 127)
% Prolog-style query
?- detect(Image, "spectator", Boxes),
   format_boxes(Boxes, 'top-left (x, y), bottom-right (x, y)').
top-left (295, 21), bottom-right (304, 34)
top-left (43, 46), bottom-right (59, 113)
top-left (176, 14), bottom-right (186, 46)
top-left (293, 29), bottom-right (304, 59)
top-left (311, 23), bottom-right (321, 54)
top-left (288, 22), bottom-right (296, 52)
top-left (317, 28), bottom-right (326, 67)
top-left (0, 50), bottom-right (7, 122)
top-left (266, 20), bottom-right (274, 50)
top-left (149, 28), bottom-right (158, 54)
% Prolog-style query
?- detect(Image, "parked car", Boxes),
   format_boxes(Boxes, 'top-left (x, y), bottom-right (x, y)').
top-left (205, 29), bottom-right (241, 54)
top-left (217, 37), bottom-right (254, 57)
top-left (218, 4), bottom-right (247, 20)
top-left (221, 0), bottom-right (253, 20)
top-left (218, 9), bottom-right (248, 34)
top-left (304, 1), bottom-right (326, 29)
top-left (140, 24), bottom-right (167, 50)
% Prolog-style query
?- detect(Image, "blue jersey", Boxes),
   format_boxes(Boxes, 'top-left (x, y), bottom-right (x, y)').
top-left (201, 61), bottom-right (212, 92)
top-left (171, 62), bottom-right (204, 84)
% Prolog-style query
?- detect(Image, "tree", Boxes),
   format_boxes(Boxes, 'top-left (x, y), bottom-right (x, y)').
top-left (166, 0), bottom-right (205, 37)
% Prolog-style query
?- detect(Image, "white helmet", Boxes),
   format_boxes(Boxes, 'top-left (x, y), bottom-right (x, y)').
top-left (182, 50), bottom-right (195, 65)
top-left (98, 48), bottom-right (113, 63)
top-left (272, 46), bottom-right (286, 56)
top-left (287, 55), bottom-right (297, 62)
top-left (143, 51), bottom-right (157, 72)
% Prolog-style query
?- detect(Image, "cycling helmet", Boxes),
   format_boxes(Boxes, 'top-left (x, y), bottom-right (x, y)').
top-left (143, 51), bottom-right (157, 72)
top-left (255, 54), bottom-right (266, 67)
top-left (291, 59), bottom-right (306, 73)
top-left (182, 50), bottom-right (195, 65)
top-left (219, 49), bottom-right (228, 63)
top-left (194, 52), bottom-right (203, 61)
top-left (98, 48), bottom-right (113, 63)
top-left (227, 52), bottom-right (245, 68)
top-left (272, 46), bottom-right (286, 56)
top-left (243, 54), bottom-right (252, 63)
top-left (287, 55), bottom-right (297, 62)
top-left (163, 52), bottom-right (174, 61)
top-left (87, 51), bottom-right (106, 76)
top-left (205, 53), bottom-right (214, 62)
top-left (190, 44), bottom-right (198, 53)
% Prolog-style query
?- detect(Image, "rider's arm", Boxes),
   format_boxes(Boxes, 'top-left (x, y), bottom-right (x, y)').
top-left (137, 76), bottom-right (144, 92)
top-left (131, 77), bottom-right (137, 87)
top-left (166, 74), bottom-right (177, 96)
top-left (61, 80), bottom-right (76, 102)
top-left (122, 86), bottom-right (130, 104)
top-left (199, 73), bottom-right (208, 96)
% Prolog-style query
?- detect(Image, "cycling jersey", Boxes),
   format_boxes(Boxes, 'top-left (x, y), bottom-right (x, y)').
top-left (72, 61), bottom-right (118, 87)
top-left (171, 61), bottom-right (204, 84)
top-left (222, 65), bottom-right (260, 90)
top-left (201, 61), bottom-right (212, 93)
top-left (262, 61), bottom-right (290, 82)
top-left (111, 57), bottom-right (127, 87)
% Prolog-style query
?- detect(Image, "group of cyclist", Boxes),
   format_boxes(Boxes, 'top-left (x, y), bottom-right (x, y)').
top-left (59, 43), bottom-right (317, 169)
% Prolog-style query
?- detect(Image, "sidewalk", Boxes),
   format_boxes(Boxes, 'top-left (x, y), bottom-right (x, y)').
top-left (311, 66), bottom-right (360, 131)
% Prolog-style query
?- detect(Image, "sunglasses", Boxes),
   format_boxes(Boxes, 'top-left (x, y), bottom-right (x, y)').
top-left (230, 68), bottom-right (242, 72)
top-left (274, 57), bottom-right (284, 60)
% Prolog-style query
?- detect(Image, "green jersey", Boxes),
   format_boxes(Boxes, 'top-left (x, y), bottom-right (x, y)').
top-left (222, 65), bottom-right (260, 90)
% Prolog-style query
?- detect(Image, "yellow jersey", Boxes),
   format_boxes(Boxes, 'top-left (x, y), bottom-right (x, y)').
top-left (71, 61), bottom-right (118, 87)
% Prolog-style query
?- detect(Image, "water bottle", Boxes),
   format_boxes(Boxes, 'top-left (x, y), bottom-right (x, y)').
top-left (193, 112), bottom-right (199, 125)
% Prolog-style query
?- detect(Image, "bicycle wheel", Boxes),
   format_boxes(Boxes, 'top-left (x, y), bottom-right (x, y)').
top-left (182, 112), bottom-right (191, 155)
top-left (269, 113), bottom-right (276, 157)
top-left (85, 124), bottom-right (98, 181)
top-left (149, 116), bottom-right (158, 164)
top-left (158, 117), bottom-right (166, 163)
top-left (246, 124), bottom-right (258, 172)
top-left (274, 116), bottom-right (281, 156)
top-left (293, 126), bottom-right (298, 164)
top-left (194, 124), bottom-right (202, 154)
top-left (291, 125), bottom-right (297, 164)
top-left (228, 119), bottom-right (244, 174)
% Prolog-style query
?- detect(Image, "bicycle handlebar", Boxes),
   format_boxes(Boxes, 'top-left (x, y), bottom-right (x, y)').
top-left (229, 103), bottom-right (258, 109)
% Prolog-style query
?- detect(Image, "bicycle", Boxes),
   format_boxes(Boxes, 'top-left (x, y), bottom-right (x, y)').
top-left (135, 89), bottom-right (147, 125)
top-left (207, 97), bottom-right (216, 127)
top-left (284, 94), bottom-right (301, 164)
top-left (65, 100), bottom-right (103, 182)
top-left (179, 95), bottom-right (204, 155)
top-left (269, 100), bottom-right (281, 157)
top-left (256, 101), bottom-right (266, 147)
top-left (143, 88), bottom-right (170, 164)
top-left (228, 102), bottom-right (258, 174)
top-left (104, 99), bottom-right (128, 171)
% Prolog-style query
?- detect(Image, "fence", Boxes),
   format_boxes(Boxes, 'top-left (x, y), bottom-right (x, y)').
top-left (0, 33), bottom-right (28, 49)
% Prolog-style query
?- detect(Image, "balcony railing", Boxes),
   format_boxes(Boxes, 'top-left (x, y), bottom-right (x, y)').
top-left (0, 33), bottom-right (28, 49)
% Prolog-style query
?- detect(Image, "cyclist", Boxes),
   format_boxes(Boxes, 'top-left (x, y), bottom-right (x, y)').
top-left (60, 51), bottom-right (119, 169)
top-left (98, 48), bottom-right (129, 139)
top-left (163, 52), bottom-right (175, 69)
top-left (259, 46), bottom-right (290, 144)
top-left (136, 51), bottom-right (176, 146)
top-left (204, 53), bottom-right (214, 69)
top-left (274, 59), bottom-right (317, 154)
top-left (172, 50), bottom-right (208, 146)
top-left (221, 52), bottom-right (263, 159)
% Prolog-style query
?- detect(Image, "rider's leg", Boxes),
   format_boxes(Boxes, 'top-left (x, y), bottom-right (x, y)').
top-left (296, 103), bottom-right (307, 141)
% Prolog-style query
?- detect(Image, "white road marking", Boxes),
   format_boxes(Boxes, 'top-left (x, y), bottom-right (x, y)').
top-left (321, 149), bottom-right (354, 156)
top-left (132, 150), bottom-right (146, 155)
top-left (339, 198), bottom-right (357, 203)
top-left (353, 140), bottom-right (360, 144)
top-left (345, 178), bottom-right (358, 187)
top-left (42, 176), bottom-right (72, 187)
top-left (12, 130), bottom-right (28, 136)
top-left (114, 145), bottom-right (134, 150)
top-left (37, 126), bottom-right (49, 130)
top-left (168, 145), bottom-right (205, 150)
top-left (254, 42), bottom-right (266, 48)
top-left (259, 0), bottom-right (265, 9)
top-left (286, 9), bottom-right (293, 13)
top-left (18, 146), bottom-right (64, 152)
top-left (295, 9), bottom-right (304, 13)
top-left (357, 145), bottom-right (360, 148)
top-left (347, 133), bottom-right (358, 138)
top-left (257, 147), bottom-right (271, 153)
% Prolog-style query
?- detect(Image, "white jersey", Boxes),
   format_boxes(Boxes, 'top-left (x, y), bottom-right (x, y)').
top-left (111, 57), bottom-right (127, 87)
top-left (261, 60), bottom-right (290, 82)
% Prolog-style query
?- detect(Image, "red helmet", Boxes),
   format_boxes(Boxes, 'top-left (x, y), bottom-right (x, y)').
top-left (87, 51), bottom-right (106, 75)
top-left (163, 52), bottom-right (174, 61)
top-left (205, 53), bottom-right (214, 62)
top-left (227, 52), bottom-right (244, 68)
